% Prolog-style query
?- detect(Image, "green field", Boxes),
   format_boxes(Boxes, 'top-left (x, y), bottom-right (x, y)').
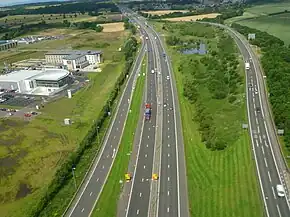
top-left (246, 2), bottom-right (290, 15)
top-left (225, 2), bottom-right (290, 44)
top-left (153, 21), bottom-right (263, 217)
top-left (0, 29), bottom-right (129, 217)
top-left (92, 53), bottom-right (146, 217)
top-left (237, 13), bottom-right (290, 45)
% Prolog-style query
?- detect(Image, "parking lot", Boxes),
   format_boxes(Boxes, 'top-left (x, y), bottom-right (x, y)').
top-left (0, 94), bottom-right (37, 107)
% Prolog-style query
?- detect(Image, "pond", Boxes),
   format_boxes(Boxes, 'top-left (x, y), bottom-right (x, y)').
top-left (181, 43), bottom-right (207, 55)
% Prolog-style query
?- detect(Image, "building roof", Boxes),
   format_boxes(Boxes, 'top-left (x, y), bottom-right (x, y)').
top-left (32, 69), bottom-right (70, 81)
top-left (0, 69), bottom-right (70, 82)
top-left (46, 50), bottom-right (102, 56)
top-left (63, 53), bottom-right (86, 60)
top-left (0, 70), bottom-right (43, 82)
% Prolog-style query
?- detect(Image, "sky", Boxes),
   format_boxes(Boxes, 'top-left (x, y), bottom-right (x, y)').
top-left (0, 0), bottom-right (66, 7)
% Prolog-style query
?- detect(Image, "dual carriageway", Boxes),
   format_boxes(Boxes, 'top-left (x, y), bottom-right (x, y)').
top-left (64, 11), bottom-right (290, 217)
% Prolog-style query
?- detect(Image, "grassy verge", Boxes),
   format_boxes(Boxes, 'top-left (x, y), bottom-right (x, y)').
top-left (92, 54), bottom-right (146, 217)
top-left (153, 21), bottom-right (263, 217)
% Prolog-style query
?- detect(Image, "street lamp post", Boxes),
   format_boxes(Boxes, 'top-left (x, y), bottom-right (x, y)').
top-left (97, 126), bottom-right (100, 144)
top-left (72, 166), bottom-right (77, 189)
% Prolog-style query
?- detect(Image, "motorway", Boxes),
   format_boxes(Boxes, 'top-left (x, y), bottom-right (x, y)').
top-left (125, 21), bottom-right (158, 217)
top-left (122, 9), bottom-right (190, 217)
top-left (64, 37), bottom-right (146, 217)
top-left (215, 23), bottom-right (290, 217)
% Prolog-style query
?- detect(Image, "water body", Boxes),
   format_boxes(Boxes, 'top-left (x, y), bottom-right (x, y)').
top-left (181, 43), bottom-right (207, 55)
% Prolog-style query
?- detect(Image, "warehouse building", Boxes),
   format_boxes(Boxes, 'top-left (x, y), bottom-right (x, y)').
top-left (0, 68), bottom-right (71, 95)
top-left (0, 40), bottom-right (18, 51)
top-left (45, 50), bottom-right (103, 70)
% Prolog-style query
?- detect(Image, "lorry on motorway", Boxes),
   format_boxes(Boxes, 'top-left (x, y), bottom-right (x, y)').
top-left (145, 103), bottom-right (151, 120)
top-left (245, 62), bottom-right (250, 70)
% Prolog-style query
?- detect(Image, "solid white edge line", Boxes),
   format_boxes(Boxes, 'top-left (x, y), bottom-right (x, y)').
top-left (146, 29), bottom-right (162, 217)
top-left (242, 30), bottom-right (290, 209)
top-left (67, 42), bottom-right (146, 217)
top-left (88, 43), bottom-right (146, 217)
top-left (226, 26), bottom-right (270, 217)
top-left (156, 27), bottom-right (181, 217)
top-left (125, 32), bottom-right (149, 217)
top-left (144, 20), bottom-right (182, 217)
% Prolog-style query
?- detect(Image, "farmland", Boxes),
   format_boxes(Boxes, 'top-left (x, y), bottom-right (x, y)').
top-left (142, 10), bottom-right (189, 15)
top-left (237, 13), bottom-right (290, 45)
top-left (226, 2), bottom-right (290, 45)
top-left (163, 13), bottom-right (220, 22)
top-left (0, 28), bottom-right (129, 217)
top-left (101, 22), bottom-right (125, 32)
top-left (0, 13), bottom-right (123, 27)
top-left (153, 21), bottom-right (263, 217)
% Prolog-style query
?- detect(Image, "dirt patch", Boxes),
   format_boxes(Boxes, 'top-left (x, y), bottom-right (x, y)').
top-left (0, 134), bottom-right (26, 147)
top-left (15, 182), bottom-right (32, 200)
top-left (142, 10), bottom-right (189, 15)
top-left (1, 119), bottom-right (29, 128)
top-left (0, 156), bottom-right (17, 176)
top-left (100, 22), bottom-right (125, 32)
top-left (163, 13), bottom-right (221, 22)
top-left (0, 149), bottom-right (27, 176)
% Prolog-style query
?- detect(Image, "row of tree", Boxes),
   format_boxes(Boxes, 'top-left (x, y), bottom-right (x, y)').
top-left (139, 3), bottom-right (244, 20)
top-left (30, 36), bottom-right (138, 217)
top-left (232, 23), bottom-right (290, 151)
top-left (124, 18), bottom-right (137, 35)
top-left (1, 17), bottom-right (127, 40)
top-left (200, 8), bottom-right (244, 23)
top-left (0, 2), bottom-right (119, 17)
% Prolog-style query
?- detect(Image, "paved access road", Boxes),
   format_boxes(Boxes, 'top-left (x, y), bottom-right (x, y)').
top-left (207, 23), bottom-right (290, 217)
top-left (64, 39), bottom-right (146, 217)
top-left (120, 8), bottom-right (190, 217)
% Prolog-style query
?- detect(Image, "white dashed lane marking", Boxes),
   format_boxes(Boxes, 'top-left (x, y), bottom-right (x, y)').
top-left (137, 209), bottom-right (140, 215)
top-left (264, 158), bottom-right (268, 167)
top-left (268, 171), bottom-right (272, 182)
top-left (139, 192), bottom-right (142, 197)
top-left (81, 208), bottom-right (84, 212)
top-left (96, 178), bottom-right (99, 182)
top-left (168, 165), bottom-right (170, 168)
top-left (90, 192), bottom-right (92, 196)
top-left (272, 186), bottom-right (277, 199)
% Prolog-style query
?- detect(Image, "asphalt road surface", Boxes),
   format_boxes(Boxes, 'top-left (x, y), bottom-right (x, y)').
top-left (210, 23), bottom-right (290, 217)
top-left (125, 26), bottom-right (158, 217)
top-left (121, 9), bottom-right (190, 217)
top-left (64, 40), bottom-right (146, 217)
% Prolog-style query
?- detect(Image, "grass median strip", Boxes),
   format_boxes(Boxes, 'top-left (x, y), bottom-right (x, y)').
top-left (153, 21), bottom-right (263, 217)
top-left (92, 54), bottom-right (147, 217)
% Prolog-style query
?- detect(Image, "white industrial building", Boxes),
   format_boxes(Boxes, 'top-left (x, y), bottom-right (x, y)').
top-left (45, 50), bottom-right (103, 71)
top-left (0, 68), bottom-right (71, 96)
